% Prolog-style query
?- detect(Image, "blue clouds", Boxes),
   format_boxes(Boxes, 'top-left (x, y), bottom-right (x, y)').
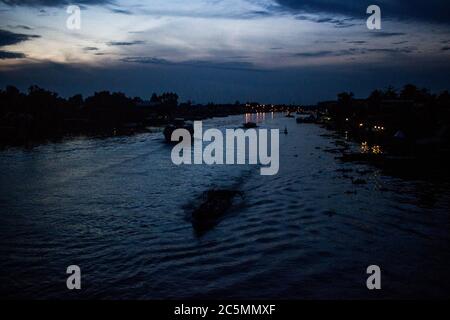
top-left (2, 0), bottom-right (450, 24)
top-left (0, 50), bottom-right (26, 58)
top-left (120, 56), bottom-right (261, 71)
top-left (0, 29), bottom-right (40, 46)
top-left (274, 0), bottom-right (450, 24)
top-left (108, 7), bottom-right (132, 15)
top-left (293, 46), bottom-right (417, 58)
top-left (294, 14), bottom-right (356, 28)
top-left (0, 29), bottom-right (40, 59)
top-left (369, 31), bottom-right (406, 38)
top-left (0, 0), bottom-right (277, 20)
top-left (107, 40), bottom-right (145, 46)
top-left (0, 0), bottom-right (111, 6)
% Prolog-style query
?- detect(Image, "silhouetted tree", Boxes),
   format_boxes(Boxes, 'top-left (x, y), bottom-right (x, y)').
top-left (383, 86), bottom-right (398, 99)
top-left (68, 94), bottom-right (83, 107)
top-left (400, 84), bottom-right (419, 100)
top-left (159, 92), bottom-right (178, 107)
top-left (337, 92), bottom-right (354, 105)
top-left (150, 93), bottom-right (159, 103)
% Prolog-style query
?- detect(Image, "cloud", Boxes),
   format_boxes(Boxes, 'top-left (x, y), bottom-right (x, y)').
top-left (3, 0), bottom-right (450, 26)
top-left (370, 32), bottom-right (406, 38)
top-left (107, 40), bottom-right (145, 46)
top-left (0, 29), bottom-right (40, 46)
top-left (0, 0), bottom-right (274, 20)
top-left (120, 56), bottom-right (261, 72)
top-left (188, 60), bottom-right (259, 71)
top-left (366, 47), bottom-right (416, 54)
top-left (0, 29), bottom-right (38, 60)
top-left (0, 50), bottom-right (26, 59)
top-left (7, 25), bottom-right (33, 30)
top-left (83, 46), bottom-right (99, 51)
top-left (0, 0), bottom-right (111, 6)
top-left (392, 41), bottom-right (409, 45)
top-left (294, 50), bottom-right (337, 58)
top-left (347, 40), bottom-right (367, 44)
top-left (294, 14), bottom-right (355, 28)
top-left (275, 0), bottom-right (450, 24)
top-left (294, 46), bottom-right (417, 58)
top-left (121, 57), bottom-right (171, 65)
top-left (242, 10), bottom-right (273, 18)
top-left (109, 7), bottom-right (133, 15)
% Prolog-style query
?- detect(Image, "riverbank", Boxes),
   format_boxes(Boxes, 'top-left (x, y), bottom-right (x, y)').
top-left (313, 86), bottom-right (450, 181)
top-left (1, 85), bottom-right (298, 148)
top-left (318, 124), bottom-right (450, 181)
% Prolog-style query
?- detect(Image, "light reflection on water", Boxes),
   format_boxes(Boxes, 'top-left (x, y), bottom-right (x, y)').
top-left (361, 142), bottom-right (383, 154)
top-left (244, 112), bottom-right (266, 124)
top-left (0, 113), bottom-right (449, 299)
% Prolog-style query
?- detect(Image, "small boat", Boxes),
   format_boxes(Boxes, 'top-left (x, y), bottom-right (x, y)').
top-left (285, 113), bottom-right (295, 118)
top-left (296, 114), bottom-right (316, 124)
top-left (192, 189), bottom-right (243, 235)
top-left (283, 126), bottom-right (288, 134)
top-left (163, 118), bottom-right (194, 143)
top-left (243, 122), bottom-right (257, 129)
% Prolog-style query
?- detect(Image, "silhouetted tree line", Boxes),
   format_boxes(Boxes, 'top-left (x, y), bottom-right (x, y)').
top-left (0, 86), bottom-right (260, 146)
top-left (150, 92), bottom-right (179, 107)
top-left (322, 84), bottom-right (450, 155)
top-left (0, 86), bottom-right (183, 145)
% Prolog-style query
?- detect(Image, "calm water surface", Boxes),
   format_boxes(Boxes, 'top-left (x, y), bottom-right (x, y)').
top-left (1, 113), bottom-right (450, 299)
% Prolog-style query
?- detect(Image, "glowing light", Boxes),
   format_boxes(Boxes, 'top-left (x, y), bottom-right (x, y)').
top-left (371, 145), bottom-right (382, 154)
top-left (361, 141), bottom-right (382, 154)
top-left (361, 141), bottom-right (369, 153)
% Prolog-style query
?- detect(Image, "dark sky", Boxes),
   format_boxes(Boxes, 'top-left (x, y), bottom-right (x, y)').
top-left (0, 0), bottom-right (449, 104)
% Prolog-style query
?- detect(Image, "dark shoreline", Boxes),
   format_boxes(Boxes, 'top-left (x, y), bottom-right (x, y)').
top-left (315, 125), bottom-right (450, 182)
top-left (0, 85), bottom-right (298, 148)
top-left (2, 83), bottom-right (449, 179)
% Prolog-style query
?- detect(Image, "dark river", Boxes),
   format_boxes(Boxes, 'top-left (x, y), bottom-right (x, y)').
top-left (1, 113), bottom-right (449, 299)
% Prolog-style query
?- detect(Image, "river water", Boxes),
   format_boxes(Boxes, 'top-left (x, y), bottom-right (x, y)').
top-left (1, 113), bottom-right (449, 299)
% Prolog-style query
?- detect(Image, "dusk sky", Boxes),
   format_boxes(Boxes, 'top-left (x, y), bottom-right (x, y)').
top-left (0, 0), bottom-right (449, 104)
